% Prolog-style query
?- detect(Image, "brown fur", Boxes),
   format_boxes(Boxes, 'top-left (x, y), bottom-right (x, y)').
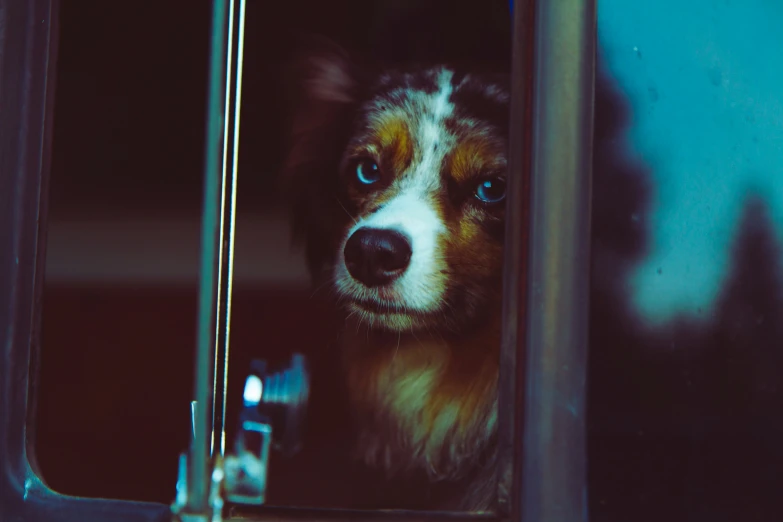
top-left (341, 317), bottom-right (499, 486)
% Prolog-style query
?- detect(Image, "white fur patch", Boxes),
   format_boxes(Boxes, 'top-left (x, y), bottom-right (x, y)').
top-left (341, 191), bottom-right (446, 311)
top-left (334, 69), bottom-right (459, 321)
top-left (411, 69), bottom-right (455, 192)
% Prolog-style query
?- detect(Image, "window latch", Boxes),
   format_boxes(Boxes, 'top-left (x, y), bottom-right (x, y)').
top-left (171, 354), bottom-right (310, 521)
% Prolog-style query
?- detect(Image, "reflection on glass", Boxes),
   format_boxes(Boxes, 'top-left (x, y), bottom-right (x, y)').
top-left (589, 0), bottom-right (783, 520)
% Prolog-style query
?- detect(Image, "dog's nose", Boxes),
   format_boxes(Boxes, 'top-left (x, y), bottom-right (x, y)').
top-left (344, 228), bottom-right (412, 287)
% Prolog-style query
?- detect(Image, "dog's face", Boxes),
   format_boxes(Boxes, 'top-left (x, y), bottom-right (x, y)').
top-left (287, 44), bottom-right (510, 334)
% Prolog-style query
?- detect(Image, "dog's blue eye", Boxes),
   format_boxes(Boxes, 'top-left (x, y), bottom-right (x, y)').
top-left (356, 159), bottom-right (381, 185)
top-left (475, 177), bottom-right (506, 204)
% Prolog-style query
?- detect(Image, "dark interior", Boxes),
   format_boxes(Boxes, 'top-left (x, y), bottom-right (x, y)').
top-left (34, 0), bottom-right (783, 520)
top-left (37, 0), bottom-right (513, 511)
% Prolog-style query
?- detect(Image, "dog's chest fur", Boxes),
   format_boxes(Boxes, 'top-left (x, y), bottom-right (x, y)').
top-left (339, 315), bottom-right (500, 510)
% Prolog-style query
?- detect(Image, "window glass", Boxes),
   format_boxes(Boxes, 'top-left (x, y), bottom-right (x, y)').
top-left (36, 0), bottom-right (212, 502)
top-left (591, 1), bottom-right (783, 520)
top-left (38, 0), bottom-right (517, 514)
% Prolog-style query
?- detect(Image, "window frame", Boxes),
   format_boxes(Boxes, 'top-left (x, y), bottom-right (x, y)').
top-left (0, 0), bottom-right (595, 520)
top-left (0, 0), bottom-right (166, 520)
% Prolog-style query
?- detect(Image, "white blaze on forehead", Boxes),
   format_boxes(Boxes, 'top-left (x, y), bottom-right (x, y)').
top-left (404, 69), bottom-right (456, 194)
top-left (363, 68), bottom-right (457, 193)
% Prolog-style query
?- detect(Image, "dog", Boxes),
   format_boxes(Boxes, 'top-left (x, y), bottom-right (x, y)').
top-left (281, 38), bottom-right (510, 511)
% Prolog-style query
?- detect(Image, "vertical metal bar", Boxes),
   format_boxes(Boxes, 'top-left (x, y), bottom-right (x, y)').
top-left (221, 0), bottom-right (247, 457)
top-left (498, 0), bottom-right (534, 515)
top-left (520, 0), bottom-right (596, 521)
top-left (212, 0), bottom-right (247, 459)
top-left (212, 0), bottom-right (236, 458)
top-left (189, 0), bottom-right (229, 512)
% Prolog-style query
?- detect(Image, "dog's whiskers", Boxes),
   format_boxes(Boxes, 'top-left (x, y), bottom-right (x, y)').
top-left (335, 197), bottom-right (358, 224)
top-left (309, 277), bottom-right (335, 299)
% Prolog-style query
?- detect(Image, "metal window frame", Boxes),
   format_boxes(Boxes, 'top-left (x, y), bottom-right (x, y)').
top-left (0, 0), bottom-right (595, 520)
top-left (0, 0), bottom-right (171, 520)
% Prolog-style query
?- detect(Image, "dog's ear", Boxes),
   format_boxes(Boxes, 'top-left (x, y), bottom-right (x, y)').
top-left (281, 36), bottom-right (364, 279)
top-left (287, 35), bottom-right (361, 106)
top-left (282, 35), bottom-right (365, 153)
top-left (302, 38), bottom-right (357, 104)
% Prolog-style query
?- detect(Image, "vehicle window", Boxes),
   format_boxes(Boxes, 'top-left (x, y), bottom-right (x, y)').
top-left (590, 1), bottom-right (783, 520)
top-left (37, 0), bottom-right (516, 514)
